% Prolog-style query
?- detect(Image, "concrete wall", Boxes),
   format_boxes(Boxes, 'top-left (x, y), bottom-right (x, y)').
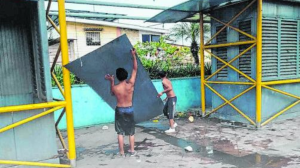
top-left (48, 41), bottom-right (75, 65)
top-left (67, 22), bottom-right (117, 58)
top-left (53, 77), bottom-right (211, 130)
top-left (49, 23), bottom-right (144, 65)
top-left (260, 0), bottom-right (300, 123)
top-left (262, 84), bottom-right (300, 122)
top-left (120, 28), bottom-right (139, 45)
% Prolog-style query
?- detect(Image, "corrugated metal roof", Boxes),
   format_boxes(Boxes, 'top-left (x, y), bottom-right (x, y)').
top-left (147, 0), bottom-right (300, 23)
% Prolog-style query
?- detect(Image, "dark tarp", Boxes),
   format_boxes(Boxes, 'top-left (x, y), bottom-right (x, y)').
top-left (65, 35), bottom-right (164, 123)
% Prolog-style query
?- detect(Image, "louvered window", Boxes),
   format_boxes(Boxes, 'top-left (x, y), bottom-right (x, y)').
top-left (280, 20), bottom-right (297, 77)
top-left (262, 18), bottom-right (299, 80)
top-left (215, 26), bottom-right (228, 78)
top-left (262, 19), bottom-right (278, 79)
top-left (239, 20), bottom-right (252, 78)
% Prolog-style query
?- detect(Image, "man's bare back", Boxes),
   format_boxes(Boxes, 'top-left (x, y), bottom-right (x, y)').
top-left (162, 78), bottom-right (176, 98)
top-left (105, 49), bottom-right (137, 107)
top-left (113, 81), bottom-right (134, 107)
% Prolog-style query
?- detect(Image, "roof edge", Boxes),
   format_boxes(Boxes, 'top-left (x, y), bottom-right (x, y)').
top-left (66, 17), bottom-right (169, 34)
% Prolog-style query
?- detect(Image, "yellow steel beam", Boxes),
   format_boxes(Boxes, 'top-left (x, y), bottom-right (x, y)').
top-left (206, 81), bottom-right (255, 85)
top-left (58, 0), bottom-right (77, 165)
top-left (46, 0), bottom-right (52, 16)
top-left (0, 106), bottom-right (64, 134)
top-left (206, 85), bottom-right (256, 116)
top-left (55, 108), bottom-right (66, 127)
top-left (51, 45), bottom-right (62, 72)
top-left (205, 49), bottom-right (256, 83)
top-left (52, 72), bottom-right (65, 97)
top-left (47, 15), bottom-right (60, 34)
top-left (208, 15), bottom-right (256, 40)
top-left (0, 160), bottom-right (70, 168)
top-left (204, 40), bottom-right (256, 49)
top-left (56, 126), bottom-right (69, 157)
top-left (205, 43), bottom-right (256, 81)
top-left (256, 0), bottom-right (263, 127)
top-left (0, 101), bottom-right (66, 113)
top-left (262, 85), bottom-right (300, 100)
top-left (205, 0), bottom-right (256, 45)
top-left (262, 79), bottom-right (300, 85)
top-left (200, 12), bottom-right (206, 116)
top-left (261, 100), bottom-right (300, 126)
top-left (205, 84), bottom-right (256, 125)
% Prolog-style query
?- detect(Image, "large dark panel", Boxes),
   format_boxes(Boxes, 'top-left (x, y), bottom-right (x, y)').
top-left (65, 35), bottom-right (164, 123)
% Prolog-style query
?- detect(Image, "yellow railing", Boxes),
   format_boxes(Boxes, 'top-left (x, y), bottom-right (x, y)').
top-left (0, 0), bottom-right (76, 167)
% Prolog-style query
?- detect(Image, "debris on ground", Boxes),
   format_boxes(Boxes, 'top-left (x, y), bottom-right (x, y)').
top-left (188, 116), bottom-right (194, 123)
top-left (184, 146), bottom-right (193, 152)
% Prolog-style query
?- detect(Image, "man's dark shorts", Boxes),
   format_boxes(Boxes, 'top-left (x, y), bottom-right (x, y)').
top-left (163, 97), bottom-right (177, 119)
top-left (115, 106), bottom-right (135, 136)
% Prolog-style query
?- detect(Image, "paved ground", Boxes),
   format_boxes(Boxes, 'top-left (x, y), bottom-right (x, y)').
top-left (58, 116), bottom-right (300, 168)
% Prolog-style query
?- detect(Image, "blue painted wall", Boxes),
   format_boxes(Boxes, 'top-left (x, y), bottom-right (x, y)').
top-left (53, 77), bottom-right (212, 129)
top-left (262, 84), bottom-right (300, 122)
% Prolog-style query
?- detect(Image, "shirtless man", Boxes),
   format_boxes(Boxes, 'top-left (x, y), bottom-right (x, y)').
top-left (157, 71), bottom-right (178, 133)
top-left (105, 48), bottom-right (137, 156)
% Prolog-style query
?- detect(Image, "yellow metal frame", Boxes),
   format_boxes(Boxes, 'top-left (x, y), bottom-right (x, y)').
top-left (200, 0), bottom-right (300, 128)
top-left (0, 0), bottom-right (76, 167)
top-left (200, 0), bottom-right (258, 126)
top-left (260, 83), bottom-right (300, 126)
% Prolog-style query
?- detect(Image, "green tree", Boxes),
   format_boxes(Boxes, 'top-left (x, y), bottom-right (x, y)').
top-left (170, 23), bottom-right (210, 65)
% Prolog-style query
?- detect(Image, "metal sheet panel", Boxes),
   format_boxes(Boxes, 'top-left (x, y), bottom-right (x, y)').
top-left (146, 0), bottom-right (250, 23)
top-left (0, 1), bottom-right (34, 106)
top-left (65, 35), bottom-right (164, 123)
top-left (147, 0), bottom-right (300, 23)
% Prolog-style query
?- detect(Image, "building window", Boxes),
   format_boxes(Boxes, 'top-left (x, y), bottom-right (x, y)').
top-left (262, 18), bottom-right (299, 81)
top-left (239, 20), bottom-right (252, 78)
top-left (142, 34), bottom-right (161, 42)
top-left (142, 35), bottom-right (150, 42)
top-left (86, 32), bottom-right (101, 46)
top-left (151, 35), bottom-right (160, 42)
top-left (215, 25), bottom-right (228, 78)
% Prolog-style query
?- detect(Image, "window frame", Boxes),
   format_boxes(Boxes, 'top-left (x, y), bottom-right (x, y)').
top-left (85, 31), bottom-right (101, 46)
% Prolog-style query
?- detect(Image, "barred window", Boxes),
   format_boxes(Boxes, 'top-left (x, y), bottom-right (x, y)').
top-left (86, 32), bottom-right (101, 46)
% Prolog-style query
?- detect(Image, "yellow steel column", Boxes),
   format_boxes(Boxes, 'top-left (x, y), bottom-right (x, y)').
top-left (200, 12), bottom-right (206, 116)
top-left (256, 0), bottom-right (263, 127)
top-left (58, 0), bottom-right (76, 166)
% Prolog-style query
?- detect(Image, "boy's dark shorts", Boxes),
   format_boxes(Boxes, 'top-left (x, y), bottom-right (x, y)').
top-left (163, 97), bottom-right (177, 119)
top-left (115, 106), bottom-right (135, 136)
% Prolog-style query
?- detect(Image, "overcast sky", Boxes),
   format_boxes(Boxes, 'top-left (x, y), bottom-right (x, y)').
top-left (48, 0), bottom-right (187, 29)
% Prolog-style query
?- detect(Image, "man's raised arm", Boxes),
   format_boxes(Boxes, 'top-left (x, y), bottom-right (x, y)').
top-left (105, 74), bottom-right (115, 95)
top-left (128, 48), bottom-right (137, 85)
